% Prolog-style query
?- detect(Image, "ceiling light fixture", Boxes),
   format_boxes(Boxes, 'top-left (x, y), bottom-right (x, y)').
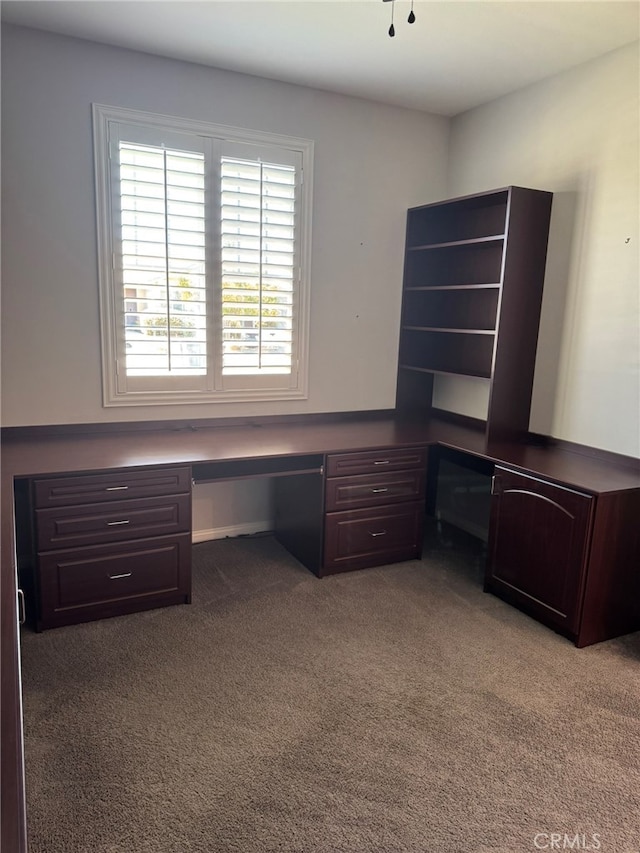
top-left (383, 0), bottom-right (416, 38)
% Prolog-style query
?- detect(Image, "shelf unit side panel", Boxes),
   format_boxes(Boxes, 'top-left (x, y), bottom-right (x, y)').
top-left (395, 367), bottom-right (435, 415)
top-left (487, 188), bottom-right (553, 442)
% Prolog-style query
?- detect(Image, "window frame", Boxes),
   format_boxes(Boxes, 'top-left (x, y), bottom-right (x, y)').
top-left (93, 104), bottom-right (313, 407)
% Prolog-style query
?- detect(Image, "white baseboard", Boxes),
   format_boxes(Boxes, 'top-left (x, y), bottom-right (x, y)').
top-left (192, 521), bottom-right (273, 544)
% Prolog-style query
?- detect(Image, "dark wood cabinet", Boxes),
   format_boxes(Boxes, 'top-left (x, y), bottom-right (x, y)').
top-left (274, 445), bottom-right (428, 578)
top-left (31, 466), bottom-right (192, 630)
top-left (485, 467), bottom-right (593, 636)
top-left (322, 446), bottom-right (427, 575)
top-left (35, 493), bottom-right (191, 550)
top-left (3, 414), bottom-right (639, 851)
top-left (33, 466), bottom-right (192, 506)
top-left (324, 502), bottom-right (423, 574)
top-left (37, 535), bottom-right (191, 628)
top-left (325, 468), bottom-right (425, 512)
top-left (396, 187), bottom-right (552, 442)
top-left (485, 465), bottom-right (640, 646)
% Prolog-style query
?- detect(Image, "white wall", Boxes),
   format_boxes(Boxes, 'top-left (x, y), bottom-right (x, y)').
top-left (191, 479), bottom-right (274, 543)
top-left (444, 42), bottom-right (640, 458)
top-left (0, 24), bottom-right (449, 428)
top-left (2, 27), bottom-right (638, 542)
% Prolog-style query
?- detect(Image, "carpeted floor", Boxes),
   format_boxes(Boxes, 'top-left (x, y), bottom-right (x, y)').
top-left (20, 525), bottom-right (640, 853)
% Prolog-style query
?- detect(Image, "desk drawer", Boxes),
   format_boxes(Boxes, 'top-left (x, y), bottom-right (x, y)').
top-left (326, 447), bottom-right (427, 478)
top-left (37, 534), bottom-right (191, 629)
top-left (33, 466), bottom-right (191, 508)
top-left (325, 469), bottom-right (425, 512)
top-left (36, 493), bottom-right (191, 550)
top-left (323, 502), bottom-right (422, 574)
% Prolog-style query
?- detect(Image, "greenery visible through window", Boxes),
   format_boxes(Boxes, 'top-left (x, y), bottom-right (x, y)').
top-left (93, 105), bottom-right (313, 406)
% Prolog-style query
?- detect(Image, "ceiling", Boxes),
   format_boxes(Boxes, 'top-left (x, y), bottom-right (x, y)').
top-left (2, 0), bottom-right (638, 116)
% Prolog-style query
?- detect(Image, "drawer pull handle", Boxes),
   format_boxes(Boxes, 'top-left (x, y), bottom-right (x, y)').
top-left (109, 572), bottom-right (132, 580)
top-left (373, 460), bottom-right (390, 466)
top-left (369, 530), bottom-right (387, 538)
top-left (371, 487), bottom-right (389, 494)
top-left (105, 486), bottom-right (129, 492)
top-left (18, 589), bottom-right (26, 625)
top-left (107, 520), bottom-right (130, 526)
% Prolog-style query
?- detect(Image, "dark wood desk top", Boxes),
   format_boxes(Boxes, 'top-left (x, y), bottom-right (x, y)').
top-left (2, 411), bottom-right (639, 852)
top-left (1, 417), bottom-right (433, 479)
top-left (2, 413), bottom-right (637, 492)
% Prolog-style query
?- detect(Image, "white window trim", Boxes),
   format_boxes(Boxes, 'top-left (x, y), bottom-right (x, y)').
top-left (93, 103), bottom-right (313, 407)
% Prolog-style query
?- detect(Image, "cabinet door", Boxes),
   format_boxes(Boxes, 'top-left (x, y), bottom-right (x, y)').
top-left (485, 467), bottom-right (593, 636)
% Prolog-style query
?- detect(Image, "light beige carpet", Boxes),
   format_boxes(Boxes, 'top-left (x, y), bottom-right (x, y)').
top-left (20, 526), bottom-right (640, 852)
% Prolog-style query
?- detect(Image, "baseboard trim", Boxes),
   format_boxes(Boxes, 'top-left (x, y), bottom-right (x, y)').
top-left (192, 521), bottom-right (273, 544)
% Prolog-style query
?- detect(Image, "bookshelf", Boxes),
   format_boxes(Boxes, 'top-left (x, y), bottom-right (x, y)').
top-left (396, 186), bottom-right (553, 443)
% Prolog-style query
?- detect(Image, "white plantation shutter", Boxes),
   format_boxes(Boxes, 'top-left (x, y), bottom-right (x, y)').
top-left (220, 157), bottom-right (297, 378)
top-left (93, 106), bottom-right (312, 405)
top-left (118, 142), bottom-right (207, 379)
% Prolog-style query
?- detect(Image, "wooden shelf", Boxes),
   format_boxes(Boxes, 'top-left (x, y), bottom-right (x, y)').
top-left (406, 188), bottom-right (509, 247)
top-left (402, 326), bottom-right (495, 336)
top-left (404, 281), bottom-right (502, 293)
top-left (402, 288), bottom-right (499, 332)
top-left (399, 328), bottom-right (495, 378)
top-left (404, 239), bottom-right (504, 289)
top-left (396, 186), bottom-right (553, 443)
top-left (409, 235), bottom-right (505, 251)
top-left (405, 284), bottom-right (501, 292)
top-left (399, 364), bottom-right (492, 380)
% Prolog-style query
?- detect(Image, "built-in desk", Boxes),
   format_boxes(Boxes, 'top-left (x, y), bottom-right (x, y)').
top-left (2, 411), bottom-right (639, 852)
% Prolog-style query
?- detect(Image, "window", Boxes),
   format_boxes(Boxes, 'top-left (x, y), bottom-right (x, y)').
top-left (93, 105), bottom-right (313, 405)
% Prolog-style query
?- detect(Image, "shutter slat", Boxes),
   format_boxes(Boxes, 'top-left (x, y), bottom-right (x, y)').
top-left (119, 141), bottom-right (207, 378)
